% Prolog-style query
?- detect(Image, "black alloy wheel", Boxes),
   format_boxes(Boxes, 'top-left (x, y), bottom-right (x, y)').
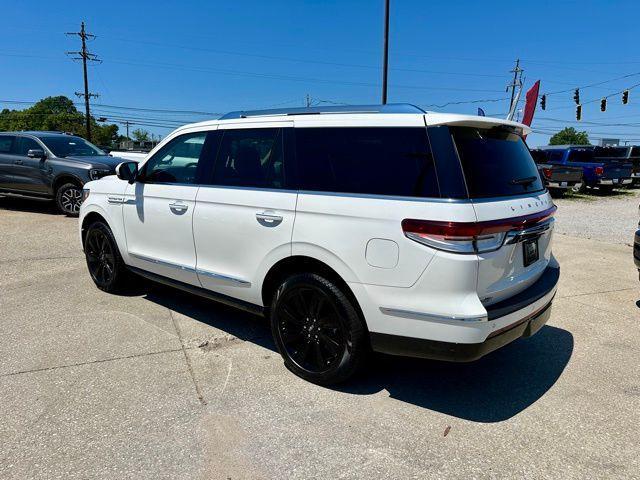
top-left (84, 222), bottom-right (130, 293)
top-left (56, 183), bottom-right (83, 216)
top-left (271, 274), bottom-right (366, 385)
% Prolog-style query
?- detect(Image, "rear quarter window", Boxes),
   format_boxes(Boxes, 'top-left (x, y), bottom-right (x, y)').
top-left (451, 126), bottom-right (544, 198)
top-left (295, 127), bottom-right (439, 198)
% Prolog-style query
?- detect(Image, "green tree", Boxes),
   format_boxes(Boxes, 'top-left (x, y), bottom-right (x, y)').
top-left (131, 128), bottom-right (150, 142)
top-left (549, 127), bottom-right (590, 146)
top-left (0, 95), bottom-right (119, 147)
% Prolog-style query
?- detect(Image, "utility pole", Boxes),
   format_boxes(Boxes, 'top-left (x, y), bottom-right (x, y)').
top-left (124, 120), bottom-right (130, 139)
top-left (305, 94), bottom-right (311, 107)
top-left (506, 59), bottom-right (523, 115)
top-left (381, 0), bottom-right (390, 104)
top-left (66, 22), bottom-right (100, 141)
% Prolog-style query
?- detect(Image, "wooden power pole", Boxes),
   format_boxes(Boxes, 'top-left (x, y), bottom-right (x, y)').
top-left (66, 22), bottom-right (100, 141)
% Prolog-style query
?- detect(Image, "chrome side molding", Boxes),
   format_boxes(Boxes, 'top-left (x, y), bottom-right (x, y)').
top-left (380, 307), bottom-right (486, 323)
top-left (128, 252), bottom-right (251, 287)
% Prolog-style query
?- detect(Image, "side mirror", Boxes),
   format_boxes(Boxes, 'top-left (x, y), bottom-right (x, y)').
top-left (27, 149), bottom-right (46, 159)
top-left (116, 161), bottom-right (138, 184)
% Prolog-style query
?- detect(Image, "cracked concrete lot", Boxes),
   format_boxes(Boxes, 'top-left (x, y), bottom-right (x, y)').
top-left (1, 195), bottom-right (639, 479)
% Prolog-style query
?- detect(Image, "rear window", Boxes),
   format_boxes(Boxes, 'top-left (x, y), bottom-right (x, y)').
top-left (295, 127), bottom-right (439, 198)
top-left (567, 149), bottom-right (596, 163)
top-left (450, 126), bottom-right (544, 198)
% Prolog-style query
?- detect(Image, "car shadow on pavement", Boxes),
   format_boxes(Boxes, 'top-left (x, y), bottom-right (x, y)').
top-left (139, 283), bottom-right (573, 423)
top-left (340, 325), bottom-right (574, 423)
top-left (0, 196), bottom-right (58, 214)
top-left (142, 283), bottom-right (276, 351)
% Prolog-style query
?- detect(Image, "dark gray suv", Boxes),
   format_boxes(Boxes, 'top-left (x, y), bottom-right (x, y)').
top-left (0, 131), bottom-right (125, 216)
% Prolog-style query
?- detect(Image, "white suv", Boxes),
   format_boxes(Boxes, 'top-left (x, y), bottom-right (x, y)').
top-left (79, 104), bottom-right (559, 384)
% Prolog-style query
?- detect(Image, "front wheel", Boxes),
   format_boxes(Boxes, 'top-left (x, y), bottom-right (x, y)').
top-left (84, 221), bottom-right (130, 293)
top-left (270, 273), bottom-right (367, 385)
top-left (56, 182), bottom-right (83, 216)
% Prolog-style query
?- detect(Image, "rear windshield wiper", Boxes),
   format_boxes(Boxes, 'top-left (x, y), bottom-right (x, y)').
top-left (511, 176), bottom-right (538, 186)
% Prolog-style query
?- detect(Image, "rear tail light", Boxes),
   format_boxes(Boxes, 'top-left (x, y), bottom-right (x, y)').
top-left (595, 166), bottom-right (604, 176)
top-left (402, 206), bottom-right (557, 254)
top-left (541, 167), bottom-right (552, 179)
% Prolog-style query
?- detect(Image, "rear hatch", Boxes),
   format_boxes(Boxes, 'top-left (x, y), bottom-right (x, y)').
top-left (446, 125), bottom-right (555, 306)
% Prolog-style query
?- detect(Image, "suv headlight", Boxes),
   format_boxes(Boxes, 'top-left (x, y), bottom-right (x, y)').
top-left (89, 168), bottom-right (112, 180)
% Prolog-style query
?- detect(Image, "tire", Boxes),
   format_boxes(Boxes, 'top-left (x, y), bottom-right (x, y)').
top-left (84, 221), bottom-right (131, 293)
top-left (571, 182), bottom-right (587, 194)
top-left (55, 182), bottom-right (83, 216)
top-left (548, 188), bottom-right (565, 198)
top-left (270, 273), bottom-right (367, 385)
top-left (599, 185), bottom-right (614, 194)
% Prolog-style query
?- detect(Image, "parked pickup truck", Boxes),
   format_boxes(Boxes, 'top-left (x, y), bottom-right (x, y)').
top-left (594, 145), bottom-right (640, 185)
top-left (531, 145), bottom-right (633, 193)
top-left (530, 149), bottom-right (583, 196)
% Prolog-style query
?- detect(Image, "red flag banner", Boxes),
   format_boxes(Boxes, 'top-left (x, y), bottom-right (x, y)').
top-left (521, 80), bottom-right (540, 134)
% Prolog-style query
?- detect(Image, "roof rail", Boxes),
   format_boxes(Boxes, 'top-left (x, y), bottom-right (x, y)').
top-left (219, 103), bottom-right (426, 120)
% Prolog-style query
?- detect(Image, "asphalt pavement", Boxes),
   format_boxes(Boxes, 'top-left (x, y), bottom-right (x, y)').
top-left (1, 195), bottom-right (639, 479)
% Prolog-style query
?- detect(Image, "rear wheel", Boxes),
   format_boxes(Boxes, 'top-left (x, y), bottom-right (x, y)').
top-left (84, 221), bottom-right (130, 293)
top-left (599, 185), bottom-right (614, 194)
top-left (571, 182), bottom-right (587, 194)
top-left (270, 273), bottom-right (367, 385)
top-left (56, 182), bottom-right (83, 216)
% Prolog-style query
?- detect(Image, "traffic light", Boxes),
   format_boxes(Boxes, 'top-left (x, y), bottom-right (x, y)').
top-left (622, 90), bottom-right (629, 105)
top-left (573, 89), bottom-right (580, 105)
top-left (576, 104), bottom-right (582, 121)
top-left (600, 98), bottom-right (607, 112)
top-left (540, 94), bottom-right (546, 110)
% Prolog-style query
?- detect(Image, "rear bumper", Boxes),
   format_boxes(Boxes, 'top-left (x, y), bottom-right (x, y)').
top-left (368, 264), bottom-right (560, 361)
top-left (547, 181), bottom-right (581, 189)
top-left (371, 299), bottom-right (552, 362)
top-left (598, 178), bottom-right (633, 186)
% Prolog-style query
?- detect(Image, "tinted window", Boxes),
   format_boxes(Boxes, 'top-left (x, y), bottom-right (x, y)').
top-left (211, 128), bottom-right (284, 188)
top-left (17, 137), bottom-right (42, 156)
top-left (0, 135), bottom-right (14, 153)
top-left (530, 150), bottom-right (547, 163)
top-left (141, 132), bottom-right (206, 184)
top-left (295, 127), bottom-right (439, 197)
top-left (567, 149), bottom-right (595, 163)
top-left (451, 126), bottom-right (544, 198)
top-left (547, 151), bottom-right (565, 162)
top-left (39, 136), bottom-right (104, 157)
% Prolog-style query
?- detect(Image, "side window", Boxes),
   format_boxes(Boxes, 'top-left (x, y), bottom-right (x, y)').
top-left (295, 127), bottom-right (439, 198)
top-left (0, 135), bottom-right (14, 154)
top-left (140, 132), bottom-right (206, 184)
top-left (17, 137), bottom-right (42, 156)
top-left (211, 128), bottom-right (284, 188)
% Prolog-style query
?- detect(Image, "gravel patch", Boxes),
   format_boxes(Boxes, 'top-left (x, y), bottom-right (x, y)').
top-left (553, 188), bottom-right (640, 245)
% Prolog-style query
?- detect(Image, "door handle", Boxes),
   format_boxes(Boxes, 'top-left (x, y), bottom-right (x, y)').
top-left (169, 202), bottom-right (189, 214)
top-left (256, 211), bottom-right (283, 227)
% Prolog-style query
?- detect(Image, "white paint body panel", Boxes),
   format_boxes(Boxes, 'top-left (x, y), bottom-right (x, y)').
top-left (122, 182), bottom-right (200, 286)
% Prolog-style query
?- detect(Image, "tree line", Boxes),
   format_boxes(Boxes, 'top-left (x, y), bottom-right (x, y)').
top-left (0, 96), bottom-right (151, 147)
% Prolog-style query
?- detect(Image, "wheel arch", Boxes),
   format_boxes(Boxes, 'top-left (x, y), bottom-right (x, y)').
top-left (53, 173), bottom-right (85, 194)
top-left (261, 255), bottom-right (367, 330)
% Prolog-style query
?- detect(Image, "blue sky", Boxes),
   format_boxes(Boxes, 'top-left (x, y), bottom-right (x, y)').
top-left (1, 0), bottom-right (639, 146)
